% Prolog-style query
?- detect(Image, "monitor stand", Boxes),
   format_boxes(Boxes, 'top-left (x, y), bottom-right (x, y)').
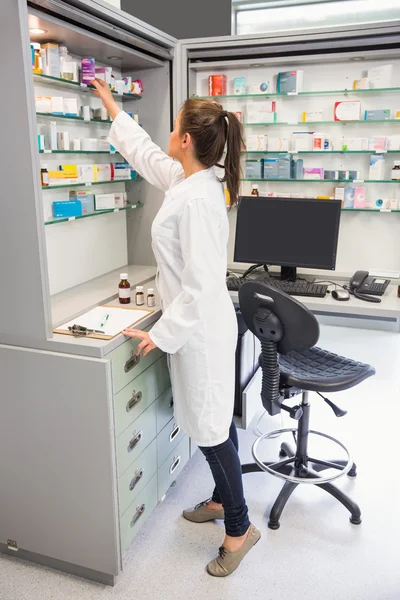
top-left (279, 266), bottom-right (297, 282)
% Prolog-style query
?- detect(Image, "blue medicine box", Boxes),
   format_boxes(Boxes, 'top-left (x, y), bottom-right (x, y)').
top-left (53, 200), bottom-right (82, 218)
top-left (245, 159), bottom-right (263, 179)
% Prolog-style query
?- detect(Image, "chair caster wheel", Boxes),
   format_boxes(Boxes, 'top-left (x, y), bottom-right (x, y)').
top-left (350, 516), bottom-right (362, 525)
top-left (268, 521), bottom-right (280, 530)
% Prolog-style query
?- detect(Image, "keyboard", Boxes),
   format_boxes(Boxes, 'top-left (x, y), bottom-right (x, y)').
top-left (226, 276), bottom-right (328, 298)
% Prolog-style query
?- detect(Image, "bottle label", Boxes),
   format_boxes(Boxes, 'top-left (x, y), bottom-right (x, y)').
top-left (136, 294), bottom-right (144, 306)
top-left (147, 296), bottom-right (155, 307)
top-left (119, 289), bottom-right (131, 299)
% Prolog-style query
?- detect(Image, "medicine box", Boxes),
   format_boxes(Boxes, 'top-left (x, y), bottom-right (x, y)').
top-left (369, 155), bottom-right (385, 179)
top-left (368, 64), bottom-right (393, 88)
top-left (95, 193), bottom-right (116, 210)
top-left (111, 162), bottom-right (131, 180)
top-left (53, 200), bottom-right (82, 218)
top-left (233, 77), bottom-right (246, 95)
top-left (291, 159), bottom-right (304, 179)
top-left (334, 101), bottom-right (361, 121)
top-left (42, 43), bottom-right (60, 78)
top-left (343, 187), bottom-right (355, 208)
top-left (324, 170), bottom-right (338, 180)
top-left (354, 187), bottom-right (366, 209)
top-left (246, 102), bottom-right (276, 124)
top-left (114, 192), bottom-right (127, 208)
top-left (95, 67), bottom-right (112, 85)
top-left (208, 75), bottom-right (227, 96)
top-left (246, 135), bottom-right (266, 151)
top-left (277, 70), bottom-right (304, 94)
top-left (267, 137), bottom-right (289, 152)
top-left (95, 164), bottom-right (112, 182)
top-left (302, 111), bottom-right (323, 122)
top-left (81, 57), bottom-right (96, 85)
top-left (57, 132), bottom-right (70, 151)
top-left (291, 132), bottom-right (313, 152)
top-left (50, 97), bottom-right (64, 115)
top-left (303, 168), bottom-right (324, 180)
top-left (245, 159), bottom-right (264, 179)
top-left (69, 191), bottom-right (95, 214)
top-left (334, 187), bottom-right (345, 204)
top-left (64, 98), bottom-right (79, 117)
top-left (78, 164), bottom-right (95, 183)
top-left (364, 109), bottom-right (391, 121)
top-left (368, 137), bottom-right (388, 152)
top-left (35, 96), bottom-right (52, 113)
top-left (277, 154), bottom-right (291, 179)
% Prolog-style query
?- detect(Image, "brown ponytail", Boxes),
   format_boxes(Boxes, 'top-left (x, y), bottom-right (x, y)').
top-left (180, 98), bottom-right (245, 207)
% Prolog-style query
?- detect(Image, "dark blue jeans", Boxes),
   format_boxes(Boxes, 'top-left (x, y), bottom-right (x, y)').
top-left (199, 421), bottom-right (250, 537)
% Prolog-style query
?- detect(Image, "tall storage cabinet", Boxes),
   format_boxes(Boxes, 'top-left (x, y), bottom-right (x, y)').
top-left (1, 0), bottom-right (399, 585)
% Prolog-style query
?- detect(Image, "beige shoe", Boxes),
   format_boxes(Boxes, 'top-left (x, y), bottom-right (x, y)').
top-left (183, 499), bottom-right (225, 523)
top-left (206, 524), bottom-right (261, 577)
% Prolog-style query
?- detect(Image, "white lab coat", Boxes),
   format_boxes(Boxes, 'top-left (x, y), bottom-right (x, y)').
top-left (109, 112), bottom-right (237, 447)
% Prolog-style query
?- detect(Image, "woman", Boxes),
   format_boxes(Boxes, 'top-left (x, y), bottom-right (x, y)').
top-left (92, 79), bottom-right (261, 577)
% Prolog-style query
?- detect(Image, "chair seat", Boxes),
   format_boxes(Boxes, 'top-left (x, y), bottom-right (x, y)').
top-left (279, 347), bottom-right (375, 393)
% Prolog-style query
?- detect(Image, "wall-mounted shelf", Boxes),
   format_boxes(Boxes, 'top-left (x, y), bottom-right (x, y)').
top-left (33, 73), bottom-right (141, 100)
top-left (243, 120), bottom-right (399, 127)
top-left (341, 208), bottom-right (400, 213)
top-left (245, 150), bottom-right (400, 155)
top-left (242, 178), bottom-right (400, 183)
top-left (36, 112), bottom-right (112, 124)
top-left (196, 87), bottom-right (400, 100)
top-left (42, 179), bottom-right (135, 190)
top-left (39, 150), bottom-right (120, 155)
top-left (45, 203), bottom-right (142, 225)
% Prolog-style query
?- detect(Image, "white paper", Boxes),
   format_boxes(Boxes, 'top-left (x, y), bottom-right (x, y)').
top-left (57, 306), bottom-right (151, 337)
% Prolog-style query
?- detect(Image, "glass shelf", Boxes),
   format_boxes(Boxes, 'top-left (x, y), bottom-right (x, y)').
top-left (242, 179), bottom-right (400, 183)
top-left (341, 208), bottom-right (400, 212)
top-left (39, 150), bottom-right (119, 155)
top-left (36, 112), bottom-right (111, 124)
top-left (196, 87), bottom-right (400, 100)
top-left (243, 120), bottom-right (400, 127)
top-left (33, 73), bottom-right (141, 100)
top-left (245, 150), bottom-right (400, 155)
top-left (45, 203), bottom-right (142, 225)
top-left (42, 179), bottom-right (135, 190)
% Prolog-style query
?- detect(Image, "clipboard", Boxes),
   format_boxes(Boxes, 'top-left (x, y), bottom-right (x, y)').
top-left (54, 305), bottom-right (153, 340)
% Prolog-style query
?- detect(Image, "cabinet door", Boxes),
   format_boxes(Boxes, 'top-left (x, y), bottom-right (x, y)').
top-left (119, 475), bottom-right (158, 552)
top-left (116, 403), bottom-right (157, 477)
top-left (157, 417), bottom-right (185, 467)
top-left (117, 438), bottom-right (158, 517)
top-left (157, 437), bottom-right (190, 502)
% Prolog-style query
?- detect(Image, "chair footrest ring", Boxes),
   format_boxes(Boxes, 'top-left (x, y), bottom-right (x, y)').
top-left (252, 428), bottom-right (353, 485)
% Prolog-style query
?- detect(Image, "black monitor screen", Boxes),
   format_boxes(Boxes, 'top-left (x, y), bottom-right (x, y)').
top-left (234, 197), bottom-right (341, 270)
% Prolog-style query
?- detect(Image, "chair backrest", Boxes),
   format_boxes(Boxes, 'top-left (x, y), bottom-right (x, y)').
top-left (239, 281), bottom-right (320, 415)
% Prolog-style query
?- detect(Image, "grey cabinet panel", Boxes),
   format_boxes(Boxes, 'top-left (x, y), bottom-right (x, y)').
top-left (0, 345), bottom-right (119, 577)
top-left (0, 0), bottom-right (51, 344)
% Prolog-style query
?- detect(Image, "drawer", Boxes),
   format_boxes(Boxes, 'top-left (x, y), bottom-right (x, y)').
top-left (110, 325), bottom-right (164, 395)
top-left (155, 387), bottom-right (174, 434)
top-left (120, 474), bottom-right (158, 552)
top-left (157, 417), bottom-right (185, 467)
top-left (114, 356), bottom-right (170, 437)
top-left (116, 402), bottom-right (157, 477)
top-left (118, 438), bottom-right (158, 517)
top-left (157, 437), bottom-right (190, 502)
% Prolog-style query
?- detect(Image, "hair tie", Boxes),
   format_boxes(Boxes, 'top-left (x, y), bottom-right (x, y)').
top-left (222, 110), bottom-right (228, 118)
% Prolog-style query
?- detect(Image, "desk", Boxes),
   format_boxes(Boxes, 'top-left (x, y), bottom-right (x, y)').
top-left (229, 282), bottom-right (400, 332)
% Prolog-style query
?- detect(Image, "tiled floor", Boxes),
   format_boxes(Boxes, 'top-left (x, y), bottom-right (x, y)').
top-left (1, 325), bottom-right (399, 600)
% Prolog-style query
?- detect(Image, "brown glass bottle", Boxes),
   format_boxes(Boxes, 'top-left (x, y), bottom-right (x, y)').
top-left (251, 184), bottom-right (259, 197)
top-left (119, 273), bottom-right (131, 304)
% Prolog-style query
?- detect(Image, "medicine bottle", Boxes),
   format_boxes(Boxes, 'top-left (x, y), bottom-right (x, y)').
top-left (147, 288), bottom-right (155, 307)
top-left (118, 273), bottom-right (131, 304)
top-left (135, 286), bottom-right (145, 306)
top-left (32, 43), bottom-right (42, 74)
top-left (251, 184), bottom-right (259, 197)
top-left (40, 165), bottom-right (49, 187)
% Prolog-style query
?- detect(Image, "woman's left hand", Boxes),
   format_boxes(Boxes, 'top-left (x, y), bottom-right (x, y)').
top-left (122, 329), bottom-right (157, 357)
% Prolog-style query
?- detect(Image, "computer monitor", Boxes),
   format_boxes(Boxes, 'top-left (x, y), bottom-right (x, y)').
top-left (234, 197), bottom-right (342, 280)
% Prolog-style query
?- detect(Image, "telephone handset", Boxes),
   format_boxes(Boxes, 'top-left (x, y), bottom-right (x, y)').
top-left (349, 270), bottom-right (390, 303)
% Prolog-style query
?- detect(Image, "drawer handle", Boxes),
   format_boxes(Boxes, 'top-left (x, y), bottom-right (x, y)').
top-left (127, 430), bottom-right (142, 452)
top-left (124, 352), bottom-right (140, 373)
top-left (130, 504), bottom-right (145, 527)
top-left (126, 390), bottom-right (143, 412)
top-left (169, 424), bottom-right (180, 443)
top-left (169, 455), bottom-right (181, 475)
top-left (129, 469), bottom-right (144, 491)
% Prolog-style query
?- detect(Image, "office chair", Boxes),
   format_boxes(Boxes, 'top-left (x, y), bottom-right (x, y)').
top-left (239, 281), bottom-right (375, 529)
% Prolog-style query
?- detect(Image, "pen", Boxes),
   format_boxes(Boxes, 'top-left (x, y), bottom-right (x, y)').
top-left (100, 313), bottom-right (110, 329)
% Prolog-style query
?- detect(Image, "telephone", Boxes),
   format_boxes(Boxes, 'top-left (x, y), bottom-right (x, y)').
top-left (349, 270), bottom-right (390, 303)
